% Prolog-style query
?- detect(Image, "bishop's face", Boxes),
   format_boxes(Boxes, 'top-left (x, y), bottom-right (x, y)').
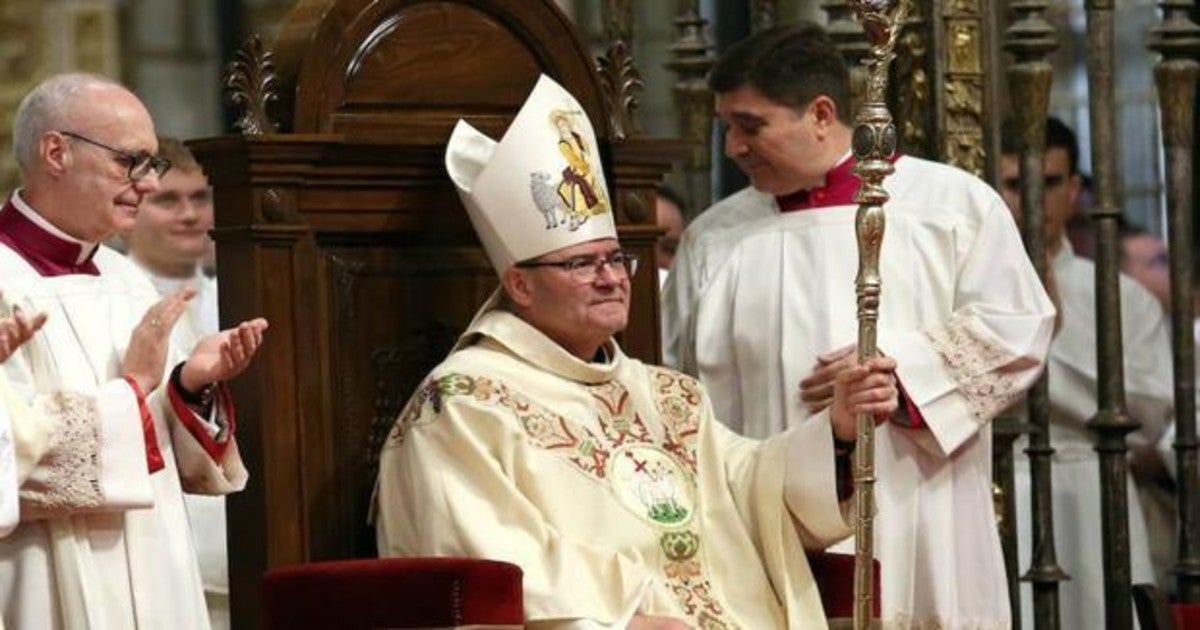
top-left (716, 85), bottom-right (830, 196)
top-left (514, 238), bottom-right (631, 358)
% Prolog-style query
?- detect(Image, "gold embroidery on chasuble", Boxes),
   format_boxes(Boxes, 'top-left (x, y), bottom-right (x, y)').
top-left (393, 370), bottom-right (738, 629)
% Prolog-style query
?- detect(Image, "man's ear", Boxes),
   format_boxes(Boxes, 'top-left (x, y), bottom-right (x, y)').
top-left (501, 267), bottom-right (535, 309)
top-left (41, 132), bottom-right (69, 177)
top-left (809, 95), bottom-right (839, 131)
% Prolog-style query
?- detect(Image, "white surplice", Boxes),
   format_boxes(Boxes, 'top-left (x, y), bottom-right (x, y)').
top-left (374, 309), bottom-right (855, 629)
top-left (1013, 241), bottom-right (1170, 630)
top-left (663, 155), bottom-right (1056, 629)
top-left (131, 261), bottom-right (229, 630)
top-left (0, 201), bottom-right (246, 629)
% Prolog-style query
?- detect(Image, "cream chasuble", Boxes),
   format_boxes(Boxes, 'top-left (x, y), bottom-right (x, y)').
top-left (375, 310), bottom-right (855, 629)
top-left (663, 155), bottom-right (1056, 629)
top-left (0, 198), bottom-right (247, 630)
top-left (1013, 242), bottom-right (1169, 630)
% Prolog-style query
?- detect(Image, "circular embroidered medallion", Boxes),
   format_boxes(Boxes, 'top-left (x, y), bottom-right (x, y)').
top-left (608, 444), bottom-right (694, 528)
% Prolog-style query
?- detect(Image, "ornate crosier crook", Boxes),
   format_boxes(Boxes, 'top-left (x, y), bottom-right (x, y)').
top-left (846, 1), bottom-right (908, 628)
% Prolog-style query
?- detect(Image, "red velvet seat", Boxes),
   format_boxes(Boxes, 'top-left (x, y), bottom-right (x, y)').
top-left (1176, 602), bottom-right (1200, 629)
top-left (261, 557), bottom-right (523, 629)
top-left (1132, 583), bottom-right (1200, 629)
top-left (808, 551), bottom-right (882, 619)
top-left (261, 553), bottom-right (871, 628)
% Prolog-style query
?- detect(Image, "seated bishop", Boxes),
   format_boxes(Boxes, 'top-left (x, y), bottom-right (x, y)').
top-left (372, 75), bottom-right (899, 630)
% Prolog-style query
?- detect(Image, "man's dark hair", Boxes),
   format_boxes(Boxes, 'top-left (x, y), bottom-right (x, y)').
top-left (708, 22), bottom-right (851, 121)
top-left (999, 116), bottom-right (1081, 175)
top-left (656, 184), bottom-right (687, 216)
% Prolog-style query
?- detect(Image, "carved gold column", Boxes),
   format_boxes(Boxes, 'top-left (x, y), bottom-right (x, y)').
top-left (847, 3), bottom-right (908, 628)
top-left (941, 0), bottom-right (988, 179)
top-left (1148, 0), bottom-right (1200, 604)
top-left (1004, 3), bottom-right (1065, 628)
top-left (1085, 1), bottom-right (1138, 626)
top-left (666, 0), bottom-right (714, 213)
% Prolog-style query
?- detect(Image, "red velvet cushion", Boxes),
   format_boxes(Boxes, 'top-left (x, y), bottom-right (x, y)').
top-left (261, 557), bottom-right (523, 629)
top-left (807, 551), bottom-right (881, 618)
top-left (1175, 602), bottom-right (1200, 629)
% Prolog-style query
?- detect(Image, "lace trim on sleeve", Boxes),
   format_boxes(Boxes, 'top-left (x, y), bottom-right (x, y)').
top-left (20, 392), bottom-right (103, 516)
top-left (925, 316), bottom-right (1025, 424)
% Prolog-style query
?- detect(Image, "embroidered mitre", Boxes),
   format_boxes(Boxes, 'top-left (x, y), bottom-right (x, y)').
top-left (445, 74), bottom-right (617, 275)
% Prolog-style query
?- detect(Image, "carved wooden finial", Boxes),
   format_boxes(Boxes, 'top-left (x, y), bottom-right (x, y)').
top-left (596, 39), bottom-right (643, 141)
top-left (224, 35), bottom-right (279, 136)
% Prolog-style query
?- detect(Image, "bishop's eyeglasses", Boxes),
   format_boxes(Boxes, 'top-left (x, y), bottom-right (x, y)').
top-left (59, 131), bottom-right (172, 182)
top-left (517, 250), bottom-right (639, 282)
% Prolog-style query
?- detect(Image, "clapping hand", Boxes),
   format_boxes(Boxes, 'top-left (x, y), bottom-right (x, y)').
top-left (0, 303), bottom-right (47, 363)
top-left (123, 288), bottom-right (195, 394)
top-left (178, 319), bottom-right (269, 393)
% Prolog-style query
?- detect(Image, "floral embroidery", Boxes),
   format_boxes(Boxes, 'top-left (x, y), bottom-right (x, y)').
top-left (647, 367), bottom-right (702, 474)
top-left (926, 315), bottom-right (1029, 424)
top-left (400, 369), bottom-right (736, 628)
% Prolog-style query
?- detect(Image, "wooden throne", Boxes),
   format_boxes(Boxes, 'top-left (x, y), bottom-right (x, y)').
top-left (189, 1), bottom-right (681, 627)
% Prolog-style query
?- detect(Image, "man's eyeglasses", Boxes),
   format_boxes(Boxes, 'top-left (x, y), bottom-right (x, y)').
top-left (59, 131), bottom-right (171, 182)
top-left (517, 251), bottom-right (639, 282)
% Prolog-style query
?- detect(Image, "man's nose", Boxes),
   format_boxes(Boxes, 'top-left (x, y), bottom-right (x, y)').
top-left (133, 171), bottom-right (161, 194)
top-left (593, 261), bottom-right (621, 285)
top-left (724, 129), bottom-right (747, 157)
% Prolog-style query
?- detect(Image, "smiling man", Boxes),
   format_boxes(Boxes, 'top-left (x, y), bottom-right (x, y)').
top-left (374, 75), bottom-right (899, 630)
top-left (661, 23), bottom-right (1056, 629)
top-left (0, 73), bottom-right (268, 630)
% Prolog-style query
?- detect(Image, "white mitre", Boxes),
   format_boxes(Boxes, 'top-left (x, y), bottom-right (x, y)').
top-left (445, 74), bottom-right (617, 275)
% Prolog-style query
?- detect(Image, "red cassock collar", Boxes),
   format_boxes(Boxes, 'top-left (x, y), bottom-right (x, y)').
top-left (0, 201), bottom-right (100, 276)
top-left (775, 153), bottom-right (901, 212)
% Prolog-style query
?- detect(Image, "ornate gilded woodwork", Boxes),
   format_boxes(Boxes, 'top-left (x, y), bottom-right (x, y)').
top-left (942, 1), bottom-right (986, 178)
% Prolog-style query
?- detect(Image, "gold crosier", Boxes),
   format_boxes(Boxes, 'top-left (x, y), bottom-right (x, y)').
top-left (846, 2), bottom-right (909, 629)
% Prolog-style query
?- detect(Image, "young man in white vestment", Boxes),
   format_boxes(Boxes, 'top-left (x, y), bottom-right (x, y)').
top-left (374, 75), bottom-right (901, 630)
top-left (0, 73), bottom-right (268, 630)
top-left (661, 24), bottom-right (1057, 629)
top-left (999, 118), bottom-right (1172, 628)
top-left (123, 137), bottom-right (229, 629)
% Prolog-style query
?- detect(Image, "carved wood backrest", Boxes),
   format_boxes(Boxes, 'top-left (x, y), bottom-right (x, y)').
top-left (193, 2), bottom-right (680, 627)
